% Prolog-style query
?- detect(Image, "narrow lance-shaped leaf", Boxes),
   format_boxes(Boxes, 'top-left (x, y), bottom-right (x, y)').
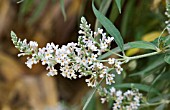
top-left (95, 0), bottom-right (112, 31)
top-left (120, 0), bottom-right (135, 37)
top-left (98, 40), bottom-right (157, 60)
top-left (83, 78), bottom-right (104, 110)
top-left (28, 0), bottom-right (48, 24)
top-left (92, 1), bottom-right (124, 53)
top-left (130, 56), bottom-right (165, 77)
top-left (114, 83), bottom-right (161, 95)
top-left (59, 0), bottom-right (67, 21)
top-left (164, 53), bottom-right (170, 64)
top-left (128, 41), bottom-right (157, 50)
top-left (115, 0), bottom-right (122, 13)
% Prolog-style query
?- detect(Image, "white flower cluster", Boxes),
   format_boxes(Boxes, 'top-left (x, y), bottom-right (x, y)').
top-left (165, 2), bottom-right (170, 34)
top-left (11, 17), bottom-right (143, 109)
top-left (98, 87), bottom-right (143, 110)
top-left (11, 17), bottom-right (123, 88)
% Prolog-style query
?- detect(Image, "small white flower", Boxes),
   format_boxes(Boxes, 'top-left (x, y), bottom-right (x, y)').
top-left (25, 57), bottom-right (37, 69)
top-left (96, 62), bottom-right (104, 69)
top-left (85, 76), bottom-right (97, 87)
top-left (47, 67), bottom-right (58, 76)
top-left (44, 52), bottom-right (53, 59)
top-left (110, 87), bottom-right (116, 94)
top-left (98, 28), bottom-right (103, 34)
top-left (108, 58), bottom-right (115, 64)
top-left (115, 68), bottom-right (123, 75)
top-left (106, 73), bottom-right (115, 85)
top-left (81, 58), bottom-right (88, 67)
top-left (105, 37), bottom-right (114, 44)
top-left (100, 42), bottom-right (108, 50)
top-left (101, 98), bottom-right (106, 104)
top-left (29, 41), bottom-right (38, 50)
top-left (116, 90), bottom-right (122, 97)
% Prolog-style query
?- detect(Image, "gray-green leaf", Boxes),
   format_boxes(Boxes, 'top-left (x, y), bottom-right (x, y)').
top-left (164, 53), bottom-right (170, 64)
top-left (115, 0), bottom-right (122, 13)
top-left (114, 83), bottom-right (160, 95)
top-left (128, 41), bottom-right (157, 50)
top-left (92, 1), bottom-right (124, 53)
top-left (59, 0), bottom-right (67, 21)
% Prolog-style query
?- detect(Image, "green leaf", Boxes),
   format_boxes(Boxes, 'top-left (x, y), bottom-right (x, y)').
top-left (95, 0), bottom-right (112, 31)
top-left (92, 1), bottom-right (124, 53)
top-left (83, 89), bottom-right (96, 110)
top-left (164, 53), bottom-right (170, 64)
top-left (115, 0), bottom-right (122, 13)
top-left (82, 78), bottom-right (104, 110)
top-left (152, 35), bottom-right (170, 48)
top-left (28, 0), bottom-right (48, 24)
top-left (19, 0), bottom-right (34, 17)
top-left (158, 70), bottom-right (170, 81)
top-left (120, 0), bottom-right (135, 37)
top-left (130, 56), bottom-right (165, 77)
top-left (98, 43), bottom-right (130, 60)
top-left (109, 0), bottom-right (125, 23)
top-left (97, 40), bottom-right (156, 60)
top-left (155, 104), bottom-right (166, 110)
top-left (114, 83), bottom-right (160, 95)
top-left (59, 0), bottom-right (67, 21)
top-left (149, 93), bottom-right (170, 103)
top-left (128, 41), bottom-right (157, 50)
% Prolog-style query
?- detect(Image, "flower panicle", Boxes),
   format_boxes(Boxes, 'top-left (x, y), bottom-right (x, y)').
top-left (10, 17), bottom-right (143, 110)
top-left (10, 17), bottom-right (123, 87)
top-left (98, 86), bottom-right (143, 110)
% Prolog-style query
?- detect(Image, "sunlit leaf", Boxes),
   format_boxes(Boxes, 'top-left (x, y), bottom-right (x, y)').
top-left (126, 48), bottom-right (140, 56)
top-left (142, 31), bottom-right (167, 42)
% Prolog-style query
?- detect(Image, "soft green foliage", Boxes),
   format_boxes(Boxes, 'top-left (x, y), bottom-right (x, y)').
top-left (164, 53), bottom-right (170, 64)
top-left (115, 0), bottom-right (122, 13)
top-left (114, 83), bottom-right (160, 95)
top-left (59, 0), bottom-right (67, 21)
top-left (128, 41), bottom-right (157, 50)
top-left (92, 1), bottom-right (124, 53)
top-left (94, 0), bottom-right (112, 31)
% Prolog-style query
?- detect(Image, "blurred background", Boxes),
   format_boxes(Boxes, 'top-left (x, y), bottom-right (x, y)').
top-left (0, 0), bottom-right (168, 110)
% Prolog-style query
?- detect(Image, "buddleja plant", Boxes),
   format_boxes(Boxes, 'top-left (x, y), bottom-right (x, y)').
top-left (11, 0), bottom-right (170, 110)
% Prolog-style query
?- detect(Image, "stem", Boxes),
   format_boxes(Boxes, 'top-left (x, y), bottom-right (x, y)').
top-left (82, 77), bottom-right (105, 110)
top-left (126, 51), bottom-right (160, 61)
top-left (106, 49), bottom-right (123, 57)
top-left (158, 26), bottom-right (167, 47)
top-left (140, 99), bottom-right (170, 107)
top-left (97, 59), bottom-right (108, 62)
